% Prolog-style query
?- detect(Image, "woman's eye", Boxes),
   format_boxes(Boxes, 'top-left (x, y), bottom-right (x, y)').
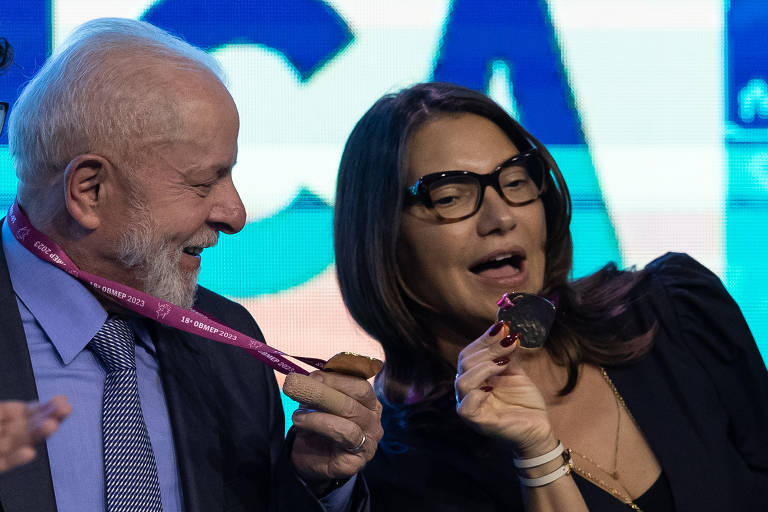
top-left (501, 169), bottom-right (531, 189)
top-left (504, 179), bottom-right (527, 188)
top-left (431, 184), bottom-right (470, 205)
top-left (434, 195), bottom-right (459, 205)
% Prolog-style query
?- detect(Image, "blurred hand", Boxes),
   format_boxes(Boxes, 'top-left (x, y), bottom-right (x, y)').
top-left (454, 322), bottom-right (555, 457)
top-left (0, 396), bottom-right (72, 472)
top-left (289, 371), bottom-right (383, 492)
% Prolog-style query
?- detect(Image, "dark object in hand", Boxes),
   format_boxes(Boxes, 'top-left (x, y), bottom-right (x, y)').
top-left (496, 293), bottom-right (556, 349)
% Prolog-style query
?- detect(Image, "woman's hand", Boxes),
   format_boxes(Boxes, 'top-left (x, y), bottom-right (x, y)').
top-left (454, 321), bottom-right (555, 457)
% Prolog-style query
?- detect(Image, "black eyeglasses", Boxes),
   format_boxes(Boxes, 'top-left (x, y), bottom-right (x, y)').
top-left (405, 149), bottom-right (548, 221)
top-left (0, 102), bottom-right (7, 136)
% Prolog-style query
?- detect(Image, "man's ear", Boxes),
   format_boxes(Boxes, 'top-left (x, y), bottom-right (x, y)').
top-left (63, 154), bottom-right (113, 231)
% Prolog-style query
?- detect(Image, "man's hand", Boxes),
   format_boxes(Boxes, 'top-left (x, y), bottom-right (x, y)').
top-left (288, 371), bottom-right (383, 494)
top-left (0, 395), bottom-right (72, 473)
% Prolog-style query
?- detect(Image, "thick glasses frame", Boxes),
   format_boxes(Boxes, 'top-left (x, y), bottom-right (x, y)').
top-left (0, 102), bottom-right (8, 136)
top-left (405, 148), bottom-right (548, 222)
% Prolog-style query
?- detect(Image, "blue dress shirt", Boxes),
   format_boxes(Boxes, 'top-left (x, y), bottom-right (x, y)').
top-left (2, 222), bottom-right (183, 511)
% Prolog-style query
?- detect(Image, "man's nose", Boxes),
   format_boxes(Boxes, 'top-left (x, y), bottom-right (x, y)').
top-left (209, 177), bottom-right (246, 234)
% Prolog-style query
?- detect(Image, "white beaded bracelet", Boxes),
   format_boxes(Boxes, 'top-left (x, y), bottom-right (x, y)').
top-left (513, 441), bottom-right (564, 469)
top-left (518, 459), bottom-right (573, 487)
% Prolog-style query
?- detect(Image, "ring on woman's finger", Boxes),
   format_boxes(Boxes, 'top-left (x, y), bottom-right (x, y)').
top-left (348, 433), bottom-right (366, 453)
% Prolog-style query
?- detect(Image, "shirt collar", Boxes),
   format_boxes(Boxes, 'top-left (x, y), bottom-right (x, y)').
top-left (2, 221), bottom-right (107, 364)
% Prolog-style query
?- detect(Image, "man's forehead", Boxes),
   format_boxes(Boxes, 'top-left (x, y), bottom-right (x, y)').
top-left (109, 60), bottom-right (238, 175)
top-left (135, 138), bottom-right (237, 173)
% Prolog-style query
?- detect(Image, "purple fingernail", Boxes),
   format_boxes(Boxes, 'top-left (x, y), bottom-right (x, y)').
top-left (489, 321), bottom-right (505, 336)
top-left (500, 333), bottom-right (520, 347)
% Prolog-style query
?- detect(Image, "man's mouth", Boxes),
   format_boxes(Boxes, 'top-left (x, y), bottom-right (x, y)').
top-left (470, 252), bottom-right (525, 279)
top-left (181, 231), bottom-right (219, 261)
top-left (183, 246), bottom-right (204, 257)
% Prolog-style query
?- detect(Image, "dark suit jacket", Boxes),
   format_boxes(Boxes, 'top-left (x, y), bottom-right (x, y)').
top-left (0, 236), bottom-right (367, 511)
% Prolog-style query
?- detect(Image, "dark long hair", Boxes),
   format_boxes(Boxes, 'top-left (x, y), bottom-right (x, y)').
top-left (334, 83), bottom-right (653, 406)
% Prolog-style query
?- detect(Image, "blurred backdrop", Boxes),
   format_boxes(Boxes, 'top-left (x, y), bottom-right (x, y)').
top-left (1, 0), bottom-right (766, 427)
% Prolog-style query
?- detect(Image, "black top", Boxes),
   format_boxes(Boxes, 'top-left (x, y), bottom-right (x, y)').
top-left (633, 472), bottom-right (673, 510)
top-left (363, 253), bottom-right (768, 511)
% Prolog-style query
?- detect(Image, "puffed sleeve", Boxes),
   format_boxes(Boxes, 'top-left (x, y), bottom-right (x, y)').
top-left (649, 252), bottom-right (768, 482)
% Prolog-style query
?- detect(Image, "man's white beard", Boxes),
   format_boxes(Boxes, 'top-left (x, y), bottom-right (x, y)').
top-left (117, 209), bottom-right (218, 309)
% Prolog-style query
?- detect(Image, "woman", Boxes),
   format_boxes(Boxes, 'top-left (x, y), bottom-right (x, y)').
top-left (334, 83), bottom-right (768, 511)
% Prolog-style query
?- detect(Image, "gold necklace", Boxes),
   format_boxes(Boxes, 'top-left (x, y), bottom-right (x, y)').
top-left (567, 367), bottom-right (643, 511)
top-left (569, 452), bottom-right (643, 511)
top-left (569, 368), bottom-right (622, 479)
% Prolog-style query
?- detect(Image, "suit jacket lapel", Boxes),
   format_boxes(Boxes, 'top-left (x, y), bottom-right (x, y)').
top-left (151, 322), bottom-right (225, 512)
top-left (0, 222), bottom-right (58, 512)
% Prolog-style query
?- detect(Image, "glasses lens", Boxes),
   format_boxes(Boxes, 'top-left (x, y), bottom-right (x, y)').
top-left (427, 176), bottom-right (479, 219)
top-left (499, 156), bottom-right (544, 204)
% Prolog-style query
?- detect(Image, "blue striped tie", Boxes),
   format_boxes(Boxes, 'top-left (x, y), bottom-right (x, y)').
top-left (89, 317), bottom-right (163, 512)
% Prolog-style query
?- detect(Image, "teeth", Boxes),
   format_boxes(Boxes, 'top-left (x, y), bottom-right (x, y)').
top-left (184, 247), bottom-right (203, 256)
top-left (493, 254), bottom-right (513, 262)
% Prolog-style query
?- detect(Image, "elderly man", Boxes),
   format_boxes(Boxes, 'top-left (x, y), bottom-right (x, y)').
top-left (0, 18), bottom-right (380, 512)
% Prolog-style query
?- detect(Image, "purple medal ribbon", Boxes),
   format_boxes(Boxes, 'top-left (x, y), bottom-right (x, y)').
top-left (7, 201), bottom-right (325, 375)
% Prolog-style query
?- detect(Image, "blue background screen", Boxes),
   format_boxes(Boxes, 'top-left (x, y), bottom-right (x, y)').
top-left (1, 0), bottom-right (766, 426)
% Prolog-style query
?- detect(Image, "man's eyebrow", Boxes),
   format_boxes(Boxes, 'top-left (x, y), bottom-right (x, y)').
top-left (221, 160), bottom-right (237, 174)
top-left (185, 162), bottom-right (235, 179)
